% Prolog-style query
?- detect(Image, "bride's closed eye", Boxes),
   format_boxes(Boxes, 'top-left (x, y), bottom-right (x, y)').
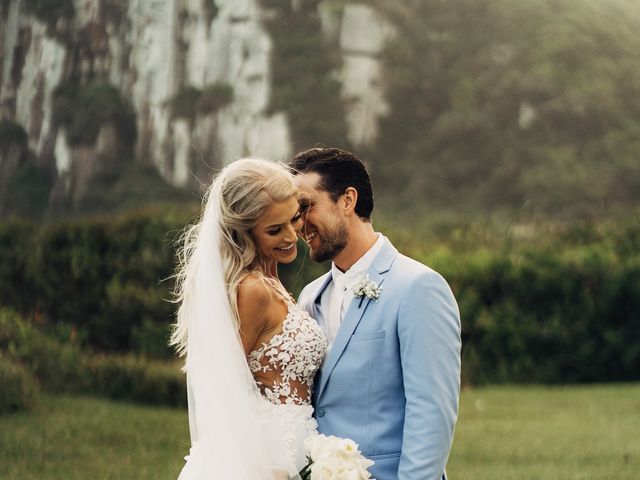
top-left (267, 212), bottom-right (303, 236)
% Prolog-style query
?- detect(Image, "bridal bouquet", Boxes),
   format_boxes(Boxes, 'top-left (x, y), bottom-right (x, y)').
top-left (297, 434), bottom-right (374, 480)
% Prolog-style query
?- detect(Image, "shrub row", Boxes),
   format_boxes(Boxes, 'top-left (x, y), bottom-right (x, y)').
top-left (0, 208), bottom-right (326, 357)
top-left (424, 221), bottom-right (640, 384)
top-left (0, 309), bottom-right (186, 408)
top-left (0, 209), bottom-right (186, 356)
top-left (83, 354), bottom-right (186, 407)
top-left (1, 211), bottom-right (639, 384)
top-left (0, 355), bottom-right (39, 414)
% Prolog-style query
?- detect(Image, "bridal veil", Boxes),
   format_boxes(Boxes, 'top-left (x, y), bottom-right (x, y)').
top-left (174, 177), bottom-right (295, 479)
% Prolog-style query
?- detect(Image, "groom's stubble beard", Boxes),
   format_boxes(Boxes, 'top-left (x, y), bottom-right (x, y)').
top-left (310, 219), bottom-right (349, 263)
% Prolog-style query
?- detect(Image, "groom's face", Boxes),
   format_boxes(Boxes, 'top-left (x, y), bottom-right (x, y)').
top-left (294, 172), bottom-right (348, 263)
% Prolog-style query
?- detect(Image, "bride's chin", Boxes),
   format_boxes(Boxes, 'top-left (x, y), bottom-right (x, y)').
top-left (274, 248), bottom-right (297, 263)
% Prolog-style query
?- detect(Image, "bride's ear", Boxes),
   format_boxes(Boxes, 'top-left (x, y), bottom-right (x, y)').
top-left (341, 187), bottom-right (358, 216)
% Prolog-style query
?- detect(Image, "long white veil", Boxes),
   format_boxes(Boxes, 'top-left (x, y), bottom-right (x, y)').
top-left (176, 183), bottom-right (290, 480)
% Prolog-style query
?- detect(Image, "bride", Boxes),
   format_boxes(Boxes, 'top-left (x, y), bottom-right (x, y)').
top-left (170, 158), bottom-right (327, 479)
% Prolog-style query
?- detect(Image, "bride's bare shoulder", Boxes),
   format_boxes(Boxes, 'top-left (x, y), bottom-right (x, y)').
top-left (238, 273), bottom-right (273, 310)
top-left (237, 274), bottom-right (276, 353)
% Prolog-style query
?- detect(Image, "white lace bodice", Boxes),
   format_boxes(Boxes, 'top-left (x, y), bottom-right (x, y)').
top-left (247, 301), bottom-right (327, 406)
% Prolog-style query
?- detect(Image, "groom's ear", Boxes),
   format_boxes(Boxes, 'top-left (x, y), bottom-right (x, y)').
top-left (341, 187), bottom-right (358, 216)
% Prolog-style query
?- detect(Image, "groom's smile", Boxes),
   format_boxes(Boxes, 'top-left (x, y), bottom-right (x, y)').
top-left (302, 229), bottom-right (318, 245)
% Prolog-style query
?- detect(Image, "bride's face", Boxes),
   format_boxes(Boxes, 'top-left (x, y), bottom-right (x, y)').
top-left (251, 196), bottom-right (303, 264)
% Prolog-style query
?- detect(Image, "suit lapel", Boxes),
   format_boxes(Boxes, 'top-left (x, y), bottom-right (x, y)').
top-left (316, 238), bottom-right (398, 398)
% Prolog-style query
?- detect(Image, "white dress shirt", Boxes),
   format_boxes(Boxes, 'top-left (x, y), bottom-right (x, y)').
top-left (324, 233), bottom-right (385, 349)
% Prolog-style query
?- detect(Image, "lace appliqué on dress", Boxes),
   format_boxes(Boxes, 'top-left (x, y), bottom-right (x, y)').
top-left (247, 301), bottom-right (327, 406)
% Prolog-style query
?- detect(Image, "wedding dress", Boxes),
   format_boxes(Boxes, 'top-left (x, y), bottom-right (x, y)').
top-left (178, 295), bottom-right (326, 479)
top-left (175, 183), bottom-right (326, 479)
top-left (247, 298), bottom-right (327, 472)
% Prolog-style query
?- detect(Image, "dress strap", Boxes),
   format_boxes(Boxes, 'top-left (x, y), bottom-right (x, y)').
top-left (263, 276), bottom-right (293, 304)
top-left (240, 271), bottom-right (293, 304)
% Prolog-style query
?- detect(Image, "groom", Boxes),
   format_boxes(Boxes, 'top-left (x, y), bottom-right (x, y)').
top-left (292, 147), bottom-right (461, 480)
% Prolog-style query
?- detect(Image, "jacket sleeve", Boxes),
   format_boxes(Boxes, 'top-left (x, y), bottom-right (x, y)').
top-left (396, 270), bottom-right (461, 480)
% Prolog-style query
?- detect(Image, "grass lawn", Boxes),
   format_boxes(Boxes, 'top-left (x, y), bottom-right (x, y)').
top-left (0, 395), bottom-right (189, 480)
top-left (1, 384), bottom-right (638, 479)
top-left (448, 383), bottom-right (640, 479)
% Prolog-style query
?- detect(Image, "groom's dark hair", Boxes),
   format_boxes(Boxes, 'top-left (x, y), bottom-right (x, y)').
top-left (290, 147), bottom-right (374, 221)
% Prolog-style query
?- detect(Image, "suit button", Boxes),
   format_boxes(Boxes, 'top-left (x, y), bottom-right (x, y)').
top-left (316, 407), bottom-right (325, 417)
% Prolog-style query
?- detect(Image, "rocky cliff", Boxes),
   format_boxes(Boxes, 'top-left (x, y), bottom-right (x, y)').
top-left (0, 0), bottom-right (390, 215)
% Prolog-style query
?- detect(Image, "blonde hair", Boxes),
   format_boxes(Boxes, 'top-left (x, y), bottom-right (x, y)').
top-left (170, 158), bottom-right (298, 356)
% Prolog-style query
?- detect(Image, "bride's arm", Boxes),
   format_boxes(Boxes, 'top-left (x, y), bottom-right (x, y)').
top-left (237, 274), bottom-right (272, 354)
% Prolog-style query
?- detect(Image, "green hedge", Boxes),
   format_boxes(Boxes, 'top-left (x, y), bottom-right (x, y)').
top-left (0, 309), bottom-right (186, 407)
top-left (1, 209), bottom-right (184, 355)
top-left (83, 354), bottom-right (186, 407)
top-left (0, 355), bottom-right (39, 414)
top-left (0, 208), bottom-right (326, 357)
top-left (0, 219), bottom-right (38, 312)
top-left (1, 211), bottom-right (638, 384)
top-left (0, 308), bottom-right (82, 393)
top-left (425, 221), bottom-right (640, 384)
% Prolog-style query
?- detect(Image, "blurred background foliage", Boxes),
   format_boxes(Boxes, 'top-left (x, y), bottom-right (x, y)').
top-left (1, 208), bottom-right (639, 413)
top-left (369, 0), bottom-right (640, 221)
top-left (2, 0), bottom-right (640, 414)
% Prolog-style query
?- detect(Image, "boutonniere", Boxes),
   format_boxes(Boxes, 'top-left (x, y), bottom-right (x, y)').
top-left (352, 274), bottom-right (382, 308)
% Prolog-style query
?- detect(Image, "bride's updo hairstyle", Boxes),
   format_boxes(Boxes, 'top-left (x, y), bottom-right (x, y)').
top-left (170, 158), bottom-right (298, 356)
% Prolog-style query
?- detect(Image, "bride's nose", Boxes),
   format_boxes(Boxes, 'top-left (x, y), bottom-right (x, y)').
top-left (284, 223), bottom-right (298, 241)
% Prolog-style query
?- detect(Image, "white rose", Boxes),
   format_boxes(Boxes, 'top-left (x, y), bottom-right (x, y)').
top-left (304, 434), bottom-right (336, 462)
top-left (310, 457), bottom-right (339, 480)
top-left (336, 438), bottom-right (359, 457)
top-left (304, 433), bottom-right (374, 480)
top-left (343, 467), bottom-right (364, 480)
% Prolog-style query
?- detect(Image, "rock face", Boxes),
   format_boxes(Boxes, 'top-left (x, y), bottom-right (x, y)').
top-left (0, 0), bottom-right (391, 211)
top-left (336, 3), bottom-right (392, 147)
top-left (1, 0), bottom-right (290, 190)
top-left (125, 0), bottom-right (292, 185)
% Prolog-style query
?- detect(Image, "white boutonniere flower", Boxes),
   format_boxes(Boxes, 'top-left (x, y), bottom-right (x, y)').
top-left (352, 274), bottom-right (382, 308)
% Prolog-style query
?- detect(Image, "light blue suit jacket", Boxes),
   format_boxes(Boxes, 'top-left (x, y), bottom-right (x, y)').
top-left (299, 238), bottom-right (461, 480)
